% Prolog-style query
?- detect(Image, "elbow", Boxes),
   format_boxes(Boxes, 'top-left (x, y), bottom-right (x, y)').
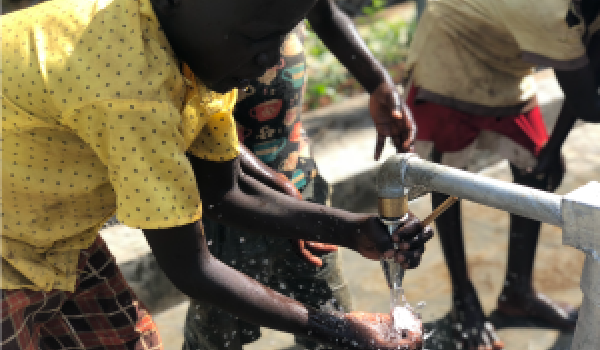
top-left (201, 187), bottom-right (235, 222)
top-left (161, 250), bottom-right (215, 301)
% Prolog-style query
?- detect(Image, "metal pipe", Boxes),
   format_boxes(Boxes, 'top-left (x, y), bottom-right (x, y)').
top-left (377, 154), bottom-right (600, 350)
top-left (378, 154), bottom-right (563, 227)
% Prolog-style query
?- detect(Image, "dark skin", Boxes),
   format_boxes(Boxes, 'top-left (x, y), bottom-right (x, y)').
top-left (533, 0), bottom-right (600, 174)
top-left (239, 145), bottom-right (338, 267)
top-left (533, 64), bottom-right (600, 174)
top-left (145, 154), bottom-right (433, 349)
top-left (434, 9), bottom-right (600, 350)
top-left (307, 0), bottom-right (416, 159)
top-left (252, 0), bottom-right (418, 266)
top-left (147, 0), bottom-right (433, 347)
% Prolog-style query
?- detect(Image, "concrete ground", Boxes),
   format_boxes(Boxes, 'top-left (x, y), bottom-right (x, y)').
top-left (100, 71), bottom-right (599, 350)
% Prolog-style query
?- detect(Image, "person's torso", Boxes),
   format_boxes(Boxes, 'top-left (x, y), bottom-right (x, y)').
top-left (406, 0), bottom-right (585, 116)
top-left (1, 0), bottom-right (236, 291)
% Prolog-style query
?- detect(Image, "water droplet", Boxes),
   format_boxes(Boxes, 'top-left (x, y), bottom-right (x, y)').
top-left (279, 282), bottom-right (286, 289)
top-left (208, 205), bottom-right (214, 209)
top-left (239, 237), bottom-right (245, 243)
top-left (207, 240), bottom-right (213, 246)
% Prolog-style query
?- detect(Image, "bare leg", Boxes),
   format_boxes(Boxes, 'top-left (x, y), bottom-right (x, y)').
top-left (431, 150), bottom-right (502, 350)
top-left (497, 162), bottom-right (577, 330)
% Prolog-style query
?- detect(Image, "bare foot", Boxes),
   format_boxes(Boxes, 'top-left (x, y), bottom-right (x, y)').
top-left (451, 288), bottom-right (504, 350)
top-left (497, 289), bottom-right (578, 330)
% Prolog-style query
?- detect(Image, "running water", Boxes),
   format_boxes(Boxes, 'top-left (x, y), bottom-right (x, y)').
top-left (381, 256), bottom-right (430, 347)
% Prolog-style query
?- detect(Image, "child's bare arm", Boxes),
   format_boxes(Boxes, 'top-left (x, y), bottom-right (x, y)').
top-left (535, 65), bottom-right (600, 173)
top-left (306, 0), bottom-right (415, 158)
top-left (143, 221), bottom-right (425, 350)
top-left (189, 152), bottom-right (431, 266)
top-left (142, 154), bottom-right (433, 348)
top-left (237, 144), bottom-right (302, 200)
top-left (193, 153), bottom-right (405, 260)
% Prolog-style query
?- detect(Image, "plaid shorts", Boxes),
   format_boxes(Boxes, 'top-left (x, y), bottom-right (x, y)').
top-left (1, 236), bottom-right (162, 350)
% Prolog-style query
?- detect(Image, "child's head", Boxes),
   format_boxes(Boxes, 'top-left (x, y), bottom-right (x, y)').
top-left (152, 0), bottom-right (317, 93)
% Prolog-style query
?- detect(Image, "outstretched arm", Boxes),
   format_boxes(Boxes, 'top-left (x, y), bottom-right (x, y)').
top-left (238, 144), bottom-right (338, 266)
top-left (144, 218), bottom-right (426, 350)
top-left (143, 153), bottom-right (433, 349)
top-left (190, 153), bottom-right (416, 259)
top-left (307, 0), bottom-right (415, 158)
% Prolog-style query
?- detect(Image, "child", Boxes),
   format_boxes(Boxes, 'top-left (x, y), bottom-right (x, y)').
top-left (182, 1), bottom-right (417, 350)
top-left (1, 0), bottom-right (432, 349)
top-left (404, 0), bottom-right (600, 349)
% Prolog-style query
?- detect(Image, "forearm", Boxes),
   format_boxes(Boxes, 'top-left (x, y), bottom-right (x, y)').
top-left (545, 67), bottom-right (600, 155)
top-left (554, 66), bottom-right (600, 123)
top-left (190, 153), bottom-right (367, 248)
top-left (144, 222), bottom-right (313, 335)
top-left (539, 98), bottom-right (577, 157)
top-left (238, 144), bottom-right (292, 195)
top-left (144, 223), bottom-right (391, 350)
top-left (307, 0), bottom-right (394, 93)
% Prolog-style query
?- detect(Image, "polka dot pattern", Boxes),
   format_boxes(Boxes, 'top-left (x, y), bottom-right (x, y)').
top-left (1, 0), bottom-right (240, 291)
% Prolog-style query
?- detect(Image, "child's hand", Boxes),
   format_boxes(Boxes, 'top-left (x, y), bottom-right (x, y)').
top-left (308, 310), bottom-right (423, 350)
top-left (291, 240), bottom-right (338, 267)
top-left (352, 213), bottom-right (433, 268)
top-left (344, 312), bottom-right (423, 350)
top-left (369, 81), bottom-right (416, 160)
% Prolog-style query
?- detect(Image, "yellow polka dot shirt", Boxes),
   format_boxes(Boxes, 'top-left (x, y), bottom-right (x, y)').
top-left (2, 0), bottom-right (240, 291)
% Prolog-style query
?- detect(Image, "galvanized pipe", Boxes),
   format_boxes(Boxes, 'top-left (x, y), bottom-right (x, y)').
top-left (377, 154), bottom-right (563, 227)
top-left (377, 154), bottom-right (600, 350)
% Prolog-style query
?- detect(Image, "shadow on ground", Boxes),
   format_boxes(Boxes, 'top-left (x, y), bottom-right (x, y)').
top-left (421, 311), bottom-right (576, 350)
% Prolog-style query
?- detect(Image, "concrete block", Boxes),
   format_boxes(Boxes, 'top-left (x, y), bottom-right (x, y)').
top-left (562, 181), bottom-right (600, 256)
top-left (580, 255), bottom-right (600, 309)
top-left (570, 295), bottom-right (600, 350)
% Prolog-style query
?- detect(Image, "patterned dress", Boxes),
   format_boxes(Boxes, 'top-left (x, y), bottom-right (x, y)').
top-left (234, 23), bottom-right (317, 190)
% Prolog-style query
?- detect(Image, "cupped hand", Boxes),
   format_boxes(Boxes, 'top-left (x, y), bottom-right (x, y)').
top-left (344, 312), bottom-right (423, 350)
top-left (369, 81), bottom-right (416, 160)
top-left (389, 212), bottom-right (434, 269)
top-left (308, 310), bottom-right (423, 350)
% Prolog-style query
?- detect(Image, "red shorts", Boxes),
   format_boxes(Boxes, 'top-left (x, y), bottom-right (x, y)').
top-left (1, 237), bottom-right (162, 350)
top-left (407, 86), bottom-right (549, 157)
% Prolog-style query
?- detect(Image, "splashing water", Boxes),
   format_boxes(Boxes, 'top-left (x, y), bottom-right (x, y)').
top-left (381, 257), bottom-right (428, 347)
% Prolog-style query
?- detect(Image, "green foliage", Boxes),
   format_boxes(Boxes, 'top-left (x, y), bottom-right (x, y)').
top-left (303, 17), bottom-right (415, 110)
top-left (362, 0), bottom-right (386, 17)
